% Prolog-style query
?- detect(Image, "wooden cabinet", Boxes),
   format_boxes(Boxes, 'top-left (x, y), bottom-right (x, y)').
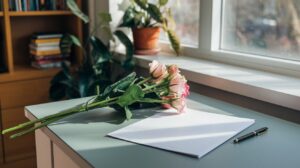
top-left (0, 77), bottom-right (52, 167)
top-left (0, 0), bottom-right (83, 167)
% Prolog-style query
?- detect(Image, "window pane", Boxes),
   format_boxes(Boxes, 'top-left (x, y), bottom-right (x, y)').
top-left (221, 0), bottom-right (300, 61)
top-left (160, 0), bottom-right (200, 47)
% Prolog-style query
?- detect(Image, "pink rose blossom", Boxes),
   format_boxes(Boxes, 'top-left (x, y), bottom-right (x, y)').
top-left (149, 61), bottom-right (168, 82)
top-left (182, 83), bottom-right (190, 98)
top-left (161, 96), bottom-right (172, 109)
top-left (171, 97), bottom-right (187, 113)
top-left (168, 65), bottom-right (180, 75)
top-left (169, 73), bottom-right (187, 97)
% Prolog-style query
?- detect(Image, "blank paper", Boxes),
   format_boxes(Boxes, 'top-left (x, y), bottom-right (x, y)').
top-left (108, 108), bottom-right (255, 158)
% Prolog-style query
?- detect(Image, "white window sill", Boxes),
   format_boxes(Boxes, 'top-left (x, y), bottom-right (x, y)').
top-left (130, 53), bottom-right (300, 111)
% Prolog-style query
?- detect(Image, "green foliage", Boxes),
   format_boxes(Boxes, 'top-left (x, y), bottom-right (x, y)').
top-left (145, 3), bottom-right (164, 23)
top-left (114, 30), bottom-right (135, 69)
top-left (120, 0), bottom-right (181, 55)
top-left (117, 84), bottom-right (145, 107)
top-left (159, 0), bottom-right (169, 6)
top-left (167, 29), bottom-right (181, 56)
top-left (66, 0), bottom-right (89, 23)
top-left (50, 1), bottom-right (135, 101)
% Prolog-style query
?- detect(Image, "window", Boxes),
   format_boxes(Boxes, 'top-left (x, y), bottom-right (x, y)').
top-left (105, 0), bottom-right (300, 76)
top-left (159, 0), bottom-right (200, 47)
top-left (221, 0), bottom-right (300, 62)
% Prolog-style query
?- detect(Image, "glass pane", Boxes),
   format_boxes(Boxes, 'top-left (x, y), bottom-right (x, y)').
top-left (221, 0), bottom-right (300, 61)
top-left (160, 0), bottom-right (200, 47)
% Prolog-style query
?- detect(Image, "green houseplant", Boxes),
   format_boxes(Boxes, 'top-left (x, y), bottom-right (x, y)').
top-left (120, 0), bottom-right (181, 55)
top-left (50, 0), bottom-right (134, 100)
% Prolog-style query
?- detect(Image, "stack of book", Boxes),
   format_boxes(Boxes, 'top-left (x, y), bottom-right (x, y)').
top-left (30, 33), bottom-right (70, 69)
top-left (9, 0), bottom-right (68, 11)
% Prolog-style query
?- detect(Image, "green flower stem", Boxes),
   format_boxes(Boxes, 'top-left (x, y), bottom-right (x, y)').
top-left (8, 99), bottom-right (119, 139)
top-left (2, 97), bottom-right (118, 135)
top-left (137, 77), bottom-right (151, 86)
top-left (10, 117), bottom-right (63, 139)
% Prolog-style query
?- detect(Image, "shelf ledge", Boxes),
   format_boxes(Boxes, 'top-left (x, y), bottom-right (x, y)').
top-left (9, 11), bottom-right (73, 17)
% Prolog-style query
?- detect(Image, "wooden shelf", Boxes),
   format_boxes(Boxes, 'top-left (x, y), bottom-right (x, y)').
top-left (9, 11), bottom-right (73, 17)
top-left (0, 65), bottom-right (61, 83)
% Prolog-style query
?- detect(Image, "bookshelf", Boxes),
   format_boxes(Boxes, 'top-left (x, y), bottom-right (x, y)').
top-left (0, 0), bottom-right (83, 77)
top-left (0, 0), bottom-right (83, 167)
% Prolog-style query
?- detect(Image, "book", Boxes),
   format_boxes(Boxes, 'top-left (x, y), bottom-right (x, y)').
top-left (30, 49), bottom-right (61, 56)
top-left (31, 60), bottom-right (70, 69)
top-left (30, 44), bottom-right (60, 51)
top-left (32, 54), bottom-right (69, 60)
top-left (32, 33), bottom-right (63, 39)
top-left (31, 38), bottom-right (61, 44)
top-left (31, 42), bottom-right (60, 47)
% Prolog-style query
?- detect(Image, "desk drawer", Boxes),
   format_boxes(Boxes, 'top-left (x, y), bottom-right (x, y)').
top-left (0, 77), bottom-right (51, 109)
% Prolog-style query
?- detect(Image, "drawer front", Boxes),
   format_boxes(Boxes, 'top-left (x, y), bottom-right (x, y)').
top-left (0, 77), bottom-right (52, 109)
top-left (2, 107), bottom-right (36, 163)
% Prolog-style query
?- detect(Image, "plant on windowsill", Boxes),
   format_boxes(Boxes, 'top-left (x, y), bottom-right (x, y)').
top-left (49, 0), bottom-right (135, 100)
top-left (120, 0), bottom-right (181, 55)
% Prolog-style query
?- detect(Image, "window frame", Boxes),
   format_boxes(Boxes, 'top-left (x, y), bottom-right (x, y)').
top-left (102, 0), bottom-right (300, 77)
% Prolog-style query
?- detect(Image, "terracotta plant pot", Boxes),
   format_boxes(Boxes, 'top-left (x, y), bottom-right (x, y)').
top-left (132, 27), bottom-right (161, 55)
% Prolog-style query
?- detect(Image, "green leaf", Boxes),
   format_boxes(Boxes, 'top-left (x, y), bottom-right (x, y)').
top-left (159, 0), bottom-right (168, 6)
top-left (98, 12), bottom-right (112, 24)
top-left (167, 29), bottom-right (181, 55)
top-left (78, 71), bottom-right (93, 97)
top-left (49, 83), bottom-right (66, 100)
top-left (60, 35), bottom-right (73, 56)
top-left (134, 0), bottom-right (148, 10)
top-left (117, 84), bottom-right (145, 107)
top-left (69, 34), bottom-right (82, 47)
top-left (124, 106), bottom-right (133, 120)
top-left (119, 7), bottom-right (135, 27)
top-left (146, 3), bottom-right (164, 23)
top-left (114, 30), bottom-right (135, 70)
top-left (96, 72), bottom-right (137, 101)
top-left (90, 36), bottom-right (111, 63)
top-left (66, 0), bottom-right (89, 24)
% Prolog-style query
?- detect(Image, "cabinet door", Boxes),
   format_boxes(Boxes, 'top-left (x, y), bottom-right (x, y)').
top-left (2, 107), bottom-right (36, 163)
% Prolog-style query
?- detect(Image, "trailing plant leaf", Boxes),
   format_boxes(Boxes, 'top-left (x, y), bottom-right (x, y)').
top-left (98, 12), bottom-right (114, 40)
top-left (60, 35), bottom-right (73, 56)
top-left (66, 0), bottom-right (89, 23)
top-left (134, 0), bottom-right (148, 10)
top-left (145, 3), bottom-right (164, 23)
top-left (119, 7), bottom-right (135, 27)
top-left (159, 0), bottom-right (169, 6)
top-left (114, 30), bottom-right (135, 70)
top-left (69, 34), bottom-right (82, 47)
top-left (98, 12), bottom-right (112, 24)
top-left (167, 29), bottom-right (181, 55)
top-left (90, 36), bottom-right (111, 63)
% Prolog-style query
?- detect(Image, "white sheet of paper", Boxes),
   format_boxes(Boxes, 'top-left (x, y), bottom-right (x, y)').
top-left (108, 108), bottom-right (255, 158)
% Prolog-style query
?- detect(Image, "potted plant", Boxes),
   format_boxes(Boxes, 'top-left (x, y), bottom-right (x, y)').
top-left (49, 0), bottom-right (135, 100)
top-left (120, 0), bottom-right (181, 55)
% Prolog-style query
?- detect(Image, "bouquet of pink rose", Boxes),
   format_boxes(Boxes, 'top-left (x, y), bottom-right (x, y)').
top-left (2, 61), bottom-right (190, 139)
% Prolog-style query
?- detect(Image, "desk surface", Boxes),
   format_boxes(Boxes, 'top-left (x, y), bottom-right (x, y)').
top-left (25, 93), bottom-right (300, 168)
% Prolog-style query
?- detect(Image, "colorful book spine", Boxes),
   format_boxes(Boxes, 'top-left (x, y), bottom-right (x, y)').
top-left (10, 0), bottom-right (69, 11)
